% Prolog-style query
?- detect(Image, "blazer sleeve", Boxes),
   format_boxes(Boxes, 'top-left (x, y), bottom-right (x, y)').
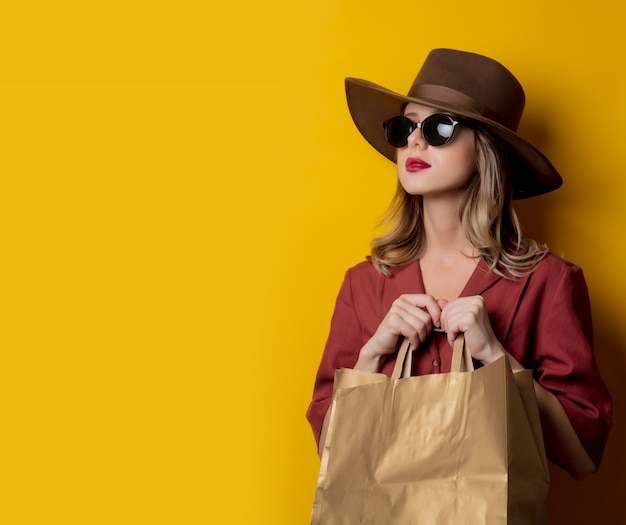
top-left (306, 268), bottom-right (368, 446)
top-left (532, 262), bottom-right (613, 467)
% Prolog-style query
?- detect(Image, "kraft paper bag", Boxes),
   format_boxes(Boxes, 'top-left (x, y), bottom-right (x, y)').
top-left (310, 335), bottom-right (549, 525)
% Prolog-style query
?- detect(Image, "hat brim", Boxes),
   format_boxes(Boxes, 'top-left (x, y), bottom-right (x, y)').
top-left (346, 78), bottom-right (562, 199)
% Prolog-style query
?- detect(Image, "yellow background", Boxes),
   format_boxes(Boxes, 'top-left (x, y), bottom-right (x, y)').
top-left (1, 1), bottom-right (624, 523)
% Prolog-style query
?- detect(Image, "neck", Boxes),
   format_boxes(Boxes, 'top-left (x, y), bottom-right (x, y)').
top-left (421, 195), bottom-right (476, 261)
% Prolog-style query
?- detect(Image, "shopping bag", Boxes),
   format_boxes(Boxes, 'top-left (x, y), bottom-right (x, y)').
top-left (310, 335), bottom-right (549, 524)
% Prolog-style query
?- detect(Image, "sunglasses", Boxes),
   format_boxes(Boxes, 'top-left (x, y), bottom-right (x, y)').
top-left (383, 114), bottom-right (462, 148)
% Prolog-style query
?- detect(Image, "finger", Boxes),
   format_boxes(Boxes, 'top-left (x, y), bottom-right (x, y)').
top-left (385, 303), bottom-right (429, 335)
top-left (447, 327), bottom-right (460, 348)
top-left (440, 300), bottom-right (464, 345)
top-left (399, 317), bottom-right (431, 349)
top-left (394, 297), bottom-right (432, 320)
top-left (399, 311), bottom-right (433, 346)
top-left (399, 294), bottom-right (443, 328)
top-left (441, 297), bottom-right (490, 348)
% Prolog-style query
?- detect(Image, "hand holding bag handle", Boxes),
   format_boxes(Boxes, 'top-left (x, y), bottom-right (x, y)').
top-left (392, 332), bottom-right (471, 379)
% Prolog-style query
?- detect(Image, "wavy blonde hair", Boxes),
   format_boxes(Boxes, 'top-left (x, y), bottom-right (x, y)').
top-left (370, 126), bottom-right (547, 278)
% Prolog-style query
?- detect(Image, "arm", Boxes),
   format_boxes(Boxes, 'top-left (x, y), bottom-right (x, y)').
top-left (495, 344), bottom-right (596, 479)
top-left (532, 380), bottom-right (596, 479)
top-left (306, 266), bottom-right (370, 449)
top-left (501, 349), bottom-right (595, 479)
top-left (530, 263), bottom-right (612, 475)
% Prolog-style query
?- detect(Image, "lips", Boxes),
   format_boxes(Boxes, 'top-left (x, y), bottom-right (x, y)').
top-left (405, 158), bottom-right (431, 172)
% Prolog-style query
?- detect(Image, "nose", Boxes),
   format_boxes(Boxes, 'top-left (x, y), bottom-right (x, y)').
top-left (407, 124), bottom-right (426, 149)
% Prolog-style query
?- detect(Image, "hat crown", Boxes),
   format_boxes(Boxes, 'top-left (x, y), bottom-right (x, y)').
top-left (408, 49), bottom-right (525, 132)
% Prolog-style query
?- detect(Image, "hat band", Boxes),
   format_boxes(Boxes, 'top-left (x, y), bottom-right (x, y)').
top-left (410, 84), bottom-right (492, 120)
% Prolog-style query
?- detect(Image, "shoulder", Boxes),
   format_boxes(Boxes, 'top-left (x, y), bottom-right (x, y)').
top-left (345, 257), bottom-right (418, 284)
top-left (487, 253), bottom-right (588, 309)
top-left (530, 252), bottom-right (586, 281)
top-left (525, 252), bottom-right (589, 301)
top-left (345, 256), bottom-right (381, 280)
top-left (338, 258), bottom-right (421, 327)
top-left (341, 258), bottom-right (384, 295)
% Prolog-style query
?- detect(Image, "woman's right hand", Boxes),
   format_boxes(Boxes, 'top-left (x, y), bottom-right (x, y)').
top-left (355, 294), bottom-right (443, 373)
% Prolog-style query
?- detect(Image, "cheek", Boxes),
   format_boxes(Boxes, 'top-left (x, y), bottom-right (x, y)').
top-left (461, 150), bottom-right (477, 176)
top-left (395, 148), bottom-right (406, 165)
top-left (454, 139), bottom-right (477, 177)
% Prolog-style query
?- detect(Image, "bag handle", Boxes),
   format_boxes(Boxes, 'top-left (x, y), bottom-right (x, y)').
top-left (391, 332), bottom-right (473, 380)
top-left (450, 333), bottom-right (474, 373)
top-left (391, 338), bottom-right (413, 380)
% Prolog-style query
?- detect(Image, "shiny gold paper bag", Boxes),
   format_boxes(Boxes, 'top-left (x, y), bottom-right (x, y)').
top-left (310, 335), bottom-right (549, 524)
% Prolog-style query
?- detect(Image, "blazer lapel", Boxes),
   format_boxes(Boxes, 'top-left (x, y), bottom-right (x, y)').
top-left (460, 259), bottom-right (503, 297)
top-left (381, 261), bottom-right (424, 316)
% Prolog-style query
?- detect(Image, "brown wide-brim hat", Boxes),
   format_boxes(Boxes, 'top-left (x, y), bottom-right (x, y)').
top-left (345, 48), bottom-right (562, 199)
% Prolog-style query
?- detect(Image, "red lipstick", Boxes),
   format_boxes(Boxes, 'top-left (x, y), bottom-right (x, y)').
top-left (406, 157), bottom-right (431, 172)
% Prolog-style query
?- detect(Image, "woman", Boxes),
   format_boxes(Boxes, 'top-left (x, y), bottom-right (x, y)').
top-left (306, 49), bottom-right (612, 480)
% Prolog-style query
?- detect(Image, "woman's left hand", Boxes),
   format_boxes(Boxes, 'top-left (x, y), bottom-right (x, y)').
top-left (438, 295), bottom-right (506, 365)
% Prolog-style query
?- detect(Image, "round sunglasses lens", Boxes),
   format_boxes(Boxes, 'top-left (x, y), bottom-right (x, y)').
top-left (385, 116), bottom-right (413, 148)
top-left (422, 115), bottom-right (455, 146)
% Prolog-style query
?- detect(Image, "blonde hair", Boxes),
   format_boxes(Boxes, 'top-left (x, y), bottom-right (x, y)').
top-left (370, 126), bottom-right (547, 278)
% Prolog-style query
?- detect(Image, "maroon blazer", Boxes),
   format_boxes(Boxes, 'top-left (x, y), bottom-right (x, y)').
top-left (306, 253), bottom-right (612, 467)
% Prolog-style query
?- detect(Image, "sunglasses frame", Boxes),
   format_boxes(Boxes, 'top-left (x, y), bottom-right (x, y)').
top-left (383, 114), bottom-right (462, 148)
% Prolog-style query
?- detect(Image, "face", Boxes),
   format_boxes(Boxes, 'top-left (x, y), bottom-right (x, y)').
top-left (396, 103), bottom-right (476, 199)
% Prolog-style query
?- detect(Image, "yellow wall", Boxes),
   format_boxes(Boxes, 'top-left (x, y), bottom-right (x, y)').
top-left (1, 1), bottom-right (624, 523)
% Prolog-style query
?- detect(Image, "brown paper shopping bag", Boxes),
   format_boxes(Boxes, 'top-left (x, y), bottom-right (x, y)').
top-left (310, 335), bottom-right (549, 525)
